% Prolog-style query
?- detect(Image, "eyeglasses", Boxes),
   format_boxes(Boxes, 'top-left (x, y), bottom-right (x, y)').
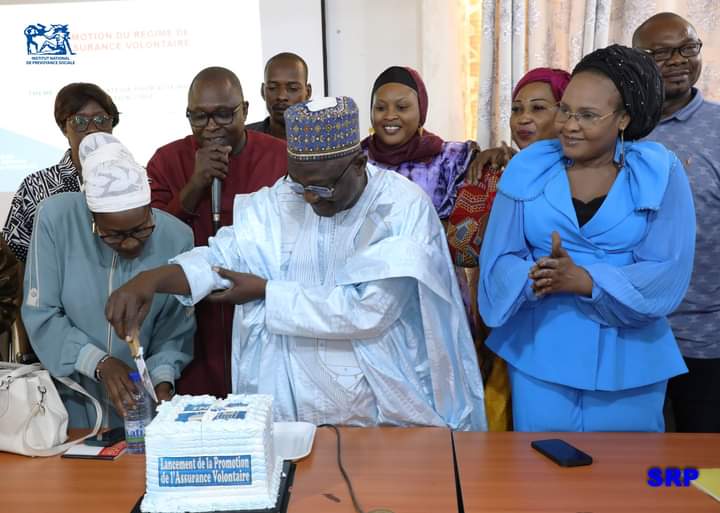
top-left (556, 105), bottom-right (622, 128)
top-left (93, 213), bottom-right (155, 245)
top-left (68, 114), bottom-right (114, 133)
top-left (186, 104), bottom-right (243, 128)
top-left (640, 41), bottom-right (702, 62)
top-left (285, 156), bottom-right (357, 199)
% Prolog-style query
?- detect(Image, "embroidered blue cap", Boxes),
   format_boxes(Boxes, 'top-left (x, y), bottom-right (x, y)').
top-left (284, 96), bottom-right (361, 161)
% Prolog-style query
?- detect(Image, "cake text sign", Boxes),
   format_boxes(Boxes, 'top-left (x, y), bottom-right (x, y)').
top-left (158, 455), bottom-right (252, 487)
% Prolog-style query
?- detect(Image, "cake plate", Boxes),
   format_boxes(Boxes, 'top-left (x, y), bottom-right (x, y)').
top-left (273, 421), bottom-right (316, 461)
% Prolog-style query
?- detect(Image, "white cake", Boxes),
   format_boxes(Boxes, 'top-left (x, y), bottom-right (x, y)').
top-left (141, 394), bottom-right (283, 512)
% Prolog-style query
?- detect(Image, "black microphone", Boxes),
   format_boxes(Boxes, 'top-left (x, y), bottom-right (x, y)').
top-left (211, 178), bottom-right (222, 234)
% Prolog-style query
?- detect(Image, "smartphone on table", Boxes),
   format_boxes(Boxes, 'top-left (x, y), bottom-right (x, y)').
top-left (85, 426), bottom-right (125, 447)
top-left (531, 438), bottom-right (593, 467)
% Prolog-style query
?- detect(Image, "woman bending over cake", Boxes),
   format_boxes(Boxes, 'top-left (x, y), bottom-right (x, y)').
top-left (23, 133), bottom-right (195, 429)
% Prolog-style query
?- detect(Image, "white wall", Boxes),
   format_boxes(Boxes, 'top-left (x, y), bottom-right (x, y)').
top-left (0, 0), bottom-right (326, 226)
top-left (324, 0), bottom-right (465, 142)
top-left (324, 0), bottom-right (422, 137)
top-left (258, 0), bottom-right (325, 111)
top-left (0, 0), bottom-right (463, 225)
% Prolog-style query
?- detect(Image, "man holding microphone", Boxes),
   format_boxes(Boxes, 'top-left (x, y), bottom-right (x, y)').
top-left (147, 66), bottom-right (286, 397)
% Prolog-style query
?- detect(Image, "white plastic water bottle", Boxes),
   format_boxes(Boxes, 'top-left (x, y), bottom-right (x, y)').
top-left (124, 371), bottom-right (152, 454)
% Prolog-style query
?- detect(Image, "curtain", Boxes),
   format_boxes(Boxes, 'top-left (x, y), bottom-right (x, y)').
top-left (472, 0), bottom-right (613, 146)
top-left (421, 0), bottom-right (467, 141)
top-left (466, 0), bottom-right (720, 146)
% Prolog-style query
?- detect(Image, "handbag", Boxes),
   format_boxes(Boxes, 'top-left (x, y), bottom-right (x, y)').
top-left (0, 362), bottom-right (102, 457)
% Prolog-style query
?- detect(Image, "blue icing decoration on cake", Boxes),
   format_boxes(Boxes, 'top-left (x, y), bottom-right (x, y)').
top-left (182, 403), bottom-right (212, 412)
top-left (175, 412), bottom-right (205, 422)
top-left (213, 410), bottom-right (247, 421)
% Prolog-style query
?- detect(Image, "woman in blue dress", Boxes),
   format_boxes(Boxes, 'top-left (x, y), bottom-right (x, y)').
top-left (479, 45), bottom-right (695, 432)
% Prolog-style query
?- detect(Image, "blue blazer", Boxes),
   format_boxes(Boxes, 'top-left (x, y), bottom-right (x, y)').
top-left (479, 139), bottom-right (694, 391)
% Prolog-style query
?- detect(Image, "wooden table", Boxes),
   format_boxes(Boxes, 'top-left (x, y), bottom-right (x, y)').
top-left (3, 448), bottom-right (145, 513)
top-left (454, 432), bottom-right (720, 513)
top-left (1, 426), bottom-right (457, 513)
top-left (290, 426), bottom-right (458, 513)
top-left (6, 429), bottom-right (719, 513)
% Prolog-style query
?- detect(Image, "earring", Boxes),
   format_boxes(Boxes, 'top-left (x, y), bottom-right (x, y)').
top-left (619, 128), bottom-right (626, 169)
top-left (418, 127), bottom-right (424, 136)
top-left (91, 220), bottom-right (97, 234)
top-left (368, 127), bottom-right (375, 135)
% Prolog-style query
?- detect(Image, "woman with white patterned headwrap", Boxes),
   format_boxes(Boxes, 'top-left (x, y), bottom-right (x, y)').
top-left (22, 133), bottom-right (196, 429)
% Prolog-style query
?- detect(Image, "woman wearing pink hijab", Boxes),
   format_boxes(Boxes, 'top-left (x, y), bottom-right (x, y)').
top-left (471, 67), bottom-right (573, 174)
top-left (449, 67), bottom-right (571, 430)
top-left (450, 67), bottom-right (572, 263)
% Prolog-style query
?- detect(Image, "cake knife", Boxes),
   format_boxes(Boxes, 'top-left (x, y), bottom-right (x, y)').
top-left (128, 335), bottom-right (159, 403)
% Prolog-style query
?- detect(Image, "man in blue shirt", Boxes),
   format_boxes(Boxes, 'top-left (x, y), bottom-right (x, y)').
top-left (634, 13), bottom-right (720, 433)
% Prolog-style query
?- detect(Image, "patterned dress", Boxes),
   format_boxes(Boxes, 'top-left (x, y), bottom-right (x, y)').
top-left (3, 150), bottom-right (81, 262)
top-left (446, 165), bottom-right (503, 267)
top-left (0, 238), bottom-right (19, 334)
top-left (365, 141), bottom-right (472, 220)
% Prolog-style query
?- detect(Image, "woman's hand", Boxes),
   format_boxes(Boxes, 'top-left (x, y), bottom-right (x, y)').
top-left (96, 357), bottom-right (137, 417)
top-left (529, 232), bottom-right (593, 297)
top-left (466, 141), bottom-right (516, 184)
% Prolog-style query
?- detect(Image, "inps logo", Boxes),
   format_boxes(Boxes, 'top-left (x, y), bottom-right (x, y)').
top-left (24, 23), bottom-right (76, 65)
